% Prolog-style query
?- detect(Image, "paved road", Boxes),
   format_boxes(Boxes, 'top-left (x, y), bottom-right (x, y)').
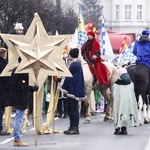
top-left (0, 113), bottom-right (150, 150)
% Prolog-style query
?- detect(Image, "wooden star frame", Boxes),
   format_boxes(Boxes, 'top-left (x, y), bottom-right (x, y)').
top-left (0, 13), bottom-right (72, 91)
top-left (0, 13), bottom-right (73, 145)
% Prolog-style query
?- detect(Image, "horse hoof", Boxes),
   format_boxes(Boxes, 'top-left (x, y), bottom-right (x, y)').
top-left (103, 117), bottom-right (113, 122)
top-left (91, 112), bottom-right (97, 116)
top-left (144, 120), bottom-right (149, 124)
top-left (84, 120), bottom-right (90, 124)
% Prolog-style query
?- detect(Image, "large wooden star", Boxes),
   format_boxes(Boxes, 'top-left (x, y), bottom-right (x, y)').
top-left (0, 13), bottom-right (72, 91)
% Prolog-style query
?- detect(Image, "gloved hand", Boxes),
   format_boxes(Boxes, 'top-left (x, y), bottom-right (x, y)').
top-left (89, 59), bottom-right (95, 63)
top-left (63, 92), bottom-right (67, 97)
top-left (90, 55), bottom-right (97, 63)
top-left (32, 85), bottom-right (39, 91)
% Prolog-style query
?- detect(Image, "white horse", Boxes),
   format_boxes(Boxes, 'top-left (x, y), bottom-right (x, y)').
top-left (78, 51), bottom-right (119, 123)
top-left (80, 59), bottom-right (94, 123)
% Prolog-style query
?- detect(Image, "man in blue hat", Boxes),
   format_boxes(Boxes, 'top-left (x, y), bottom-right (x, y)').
top-left (133, 29), bottom-right (150, 68)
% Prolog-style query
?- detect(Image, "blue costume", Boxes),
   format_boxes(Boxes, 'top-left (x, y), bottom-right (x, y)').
top-left (62, 59), bottom-right (86, 101)
top-left (61, 48), bottom-right (86, 135)
top-left (133, 29), bottom-right (150, 68)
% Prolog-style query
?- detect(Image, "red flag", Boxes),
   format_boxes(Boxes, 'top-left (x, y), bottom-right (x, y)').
top-left (85, 21), bottom-right (93, 33)
top-left (118, 36), bottom-right (128, 54)
top-left (85, 21), bottom-right (97, 34)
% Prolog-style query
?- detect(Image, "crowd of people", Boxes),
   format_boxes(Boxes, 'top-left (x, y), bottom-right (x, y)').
top-left (0, 23), bottom-right (149, 147)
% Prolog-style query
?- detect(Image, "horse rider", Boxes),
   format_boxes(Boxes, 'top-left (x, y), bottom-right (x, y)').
top-left (133, 29), bottom-right (150, 68)
top-left (81, 31), bottom-right (110, 87)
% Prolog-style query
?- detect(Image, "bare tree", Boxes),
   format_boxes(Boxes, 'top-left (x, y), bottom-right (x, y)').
top-left (81, 0), bottom-right (103, 28)
top-left (0, 0), bottom-right (77, 34)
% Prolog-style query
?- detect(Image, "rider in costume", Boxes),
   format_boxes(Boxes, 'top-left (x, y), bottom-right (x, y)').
top-left (81, 31), bottom-right (110, 86)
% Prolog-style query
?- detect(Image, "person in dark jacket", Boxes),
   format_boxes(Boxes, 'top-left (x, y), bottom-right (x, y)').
top-left (61, 48), bottom-right (87, 135)
top-left (133, 29), bottom-right (150, 68)
top-left (0, 47), bottom-right (11, 136)
top-left (9, 57), bottom-right (38, 146)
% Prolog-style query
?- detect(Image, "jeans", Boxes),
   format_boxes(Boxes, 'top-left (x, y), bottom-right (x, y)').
top-left (14, 108), bottom-right (25, 140)
top-left (67, 98), bottom-right (79, 128)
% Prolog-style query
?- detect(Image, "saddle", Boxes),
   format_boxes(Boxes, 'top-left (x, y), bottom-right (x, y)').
top-left (85, 58), bottom-right (111, 86)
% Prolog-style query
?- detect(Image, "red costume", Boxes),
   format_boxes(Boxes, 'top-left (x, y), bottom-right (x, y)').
top-left (81, 31), bottom-right (110, 84)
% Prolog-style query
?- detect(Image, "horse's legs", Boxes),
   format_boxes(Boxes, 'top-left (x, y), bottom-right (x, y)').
top-left (103, 94), bottom-right (113, 121)
top-left (143, 104), bottom-right (149, 123)
top-left (100, 87), bottom-right (113, 121)
top-left (142, 94), bottom-right (149, 124)
top-left (84, 92), bottom-right (91, 124)
top-left (147, 104), bottom-right (150, 121)
top-left (94, 83), bottom-right (113, 121)
top-left (90, 91), bottom-right (96, 114)
top-left (147, 95), bottom-right (150, 121)
top-left (137, 95), bottom-right (143, 125)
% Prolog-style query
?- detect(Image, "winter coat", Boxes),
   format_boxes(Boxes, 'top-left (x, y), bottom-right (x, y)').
top-left (61, 58), bottom-right (87, 101)
top-left (133, 35), bottom-right (150, 68)
top-left (8, 70), bottom-right (36, 110)
top-left (0, 57), bottom-right (9, 107)
top-left (0, 57), bottom-right (7, 73)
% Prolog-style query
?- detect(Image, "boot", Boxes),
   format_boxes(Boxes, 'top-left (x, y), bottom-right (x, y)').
top-left (114, 128), bottom-right (120, 135)
top-left (0, 126), bottom-right (11, 136)
top-left (120, 126), bottom-right (128, 135)
top-left (64, 126), bottom-right (79, 135)
top-left (63, 112), bottom-right (68, 118)
top-left (63, 126), bottom-right (72, 134)
top-left (92, 75), bottom-right (97, 87)
top-left (58, 112), bottom-right (63, 118)
top-left (14, 140), bottom-right (28, 146)
top-left (0, 130), bottom-right (11, 136)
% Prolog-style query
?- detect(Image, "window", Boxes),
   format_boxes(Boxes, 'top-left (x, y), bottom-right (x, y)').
top-left (137, 5), bottom-right (142, 20)
top-left (125, 5), bottom-right (131, 20)
top-left (115, 5), bottom-right (120, 20)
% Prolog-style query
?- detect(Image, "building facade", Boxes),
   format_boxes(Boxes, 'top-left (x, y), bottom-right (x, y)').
top-left (57, 0), bottom-right (150, 37)
top-left (101, 0), bottom-right (150, 37)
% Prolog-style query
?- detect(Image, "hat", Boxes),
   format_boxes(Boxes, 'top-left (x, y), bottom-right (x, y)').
top-left (14, 23), bottom-right (24, 30)
top-left (87, 31), bottom-right (95, 38)
top-left (69, 48), bottom-right (79, 58)
top-left (142, 29), bottom-right (149, 36)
